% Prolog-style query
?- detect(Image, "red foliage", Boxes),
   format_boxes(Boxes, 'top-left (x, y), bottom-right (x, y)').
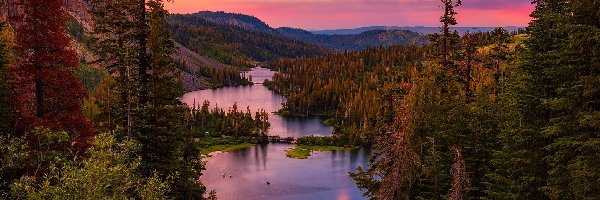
top-left (11, 0), bottom-right (94, 152)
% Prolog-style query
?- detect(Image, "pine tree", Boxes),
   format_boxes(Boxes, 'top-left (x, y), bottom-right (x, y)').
top-left (534, 0), bottom-right (600, 198)
top-left (411, 1), bottom-right (469, 199)
top-left (487, 0), bottom-right (600, 199)
top-left (92, 0), bottom-right (205, 198)
top-left (138, 1), bottom-right (205, 198)
top-left (137, 0), bottom-right (150, 105)
top-left (11, 0), bottom-right (94, 151)
top-left (430, 0), bottom-right (462, 86)
top-left (351, 82), bottom-right (419, 200)
top-left (458, 32), bottom-right (477, 102)
top-left (485, 28), bottom-right (510, 96)
top-left (146, 0), bottom-right (184, 106)
top-left (90, 0), bottom-right (140, 138)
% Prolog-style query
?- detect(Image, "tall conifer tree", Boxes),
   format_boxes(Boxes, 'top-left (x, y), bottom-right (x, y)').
top-left (92, 0), bottom-right (205, 198)
top-left (0, 18), bottom-right (13, 134)
top-left (91, 0), bottom-right (140, 138)
top-left (488, 0), bottom-right (600, 199)
top-left (532, 0), bottom-right (600, 198)
top-left (11, 0), bottom-right (93, 151)
top-left (139, 0), bottom-right (205, 198)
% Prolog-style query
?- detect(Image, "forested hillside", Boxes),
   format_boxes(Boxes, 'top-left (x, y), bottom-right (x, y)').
top-left (268, 30), bottom-right (503, 144)
top-left (268, 45), bottom-right (426, 145)
top-left (1, 0), bottom-right (254, 91)
top-left (167, 13), bottom-right (329, 68)
top-left (270, 0), bottom-right (600, 199)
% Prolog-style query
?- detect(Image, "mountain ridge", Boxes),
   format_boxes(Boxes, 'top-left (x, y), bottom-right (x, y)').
top-left (311, 26), bottom-right (524, 35)
top-left (167, 13), bottom-right (329, 66)
top-left (192, 11), bottom-right (278, 34)
top-left (192, 11), bottom-right (428, 51)
top-left (276, 27), bottom-right (427, 51)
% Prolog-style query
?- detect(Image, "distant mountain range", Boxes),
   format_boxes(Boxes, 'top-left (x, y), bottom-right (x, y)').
top-left (311, 26), bottom-right (524, 35)
top-left (164, 11), bottom-right (524, 90)
top-left (187, 11), bottom-right (428, 51)
top-left (276, 27), bottom-right (427, 51)
top-left (32, 2), bottom-right (524, 91)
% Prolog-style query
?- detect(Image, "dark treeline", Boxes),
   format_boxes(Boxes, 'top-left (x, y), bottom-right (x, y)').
top-left (295, 135), bottom-right (348, 147)
top-left (189, 100), bottom-right (270, 138)
top-left (167, 13), bottom-right (329, 68)
top-left (175, 60), bottom-right (252, 89)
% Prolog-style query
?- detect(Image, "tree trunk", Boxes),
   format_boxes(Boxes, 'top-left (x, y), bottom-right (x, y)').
top-left (35, 76), bottom-right (44, 117)
top-left (138, 0), bottom-right (148, 105)
top-left (465, 50), bottom-right (472, 103)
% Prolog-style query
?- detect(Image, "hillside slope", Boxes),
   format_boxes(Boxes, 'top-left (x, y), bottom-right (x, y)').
top-left (167, 13), bottom-right (329, 67)
top-left (9, 0), bottom-right (240, 91)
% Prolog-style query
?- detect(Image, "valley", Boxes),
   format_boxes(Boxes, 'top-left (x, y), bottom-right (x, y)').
top-left (2, 1), bottom-right (596, 200)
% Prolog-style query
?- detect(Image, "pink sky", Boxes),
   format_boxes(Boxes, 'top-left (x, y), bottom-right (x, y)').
top-left (164, 0), bottom-right (535, 30)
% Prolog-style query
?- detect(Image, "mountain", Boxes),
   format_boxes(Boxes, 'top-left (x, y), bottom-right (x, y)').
top-left (193, 11), bottom-right (278, 34)
top-left (52, 6), bottom-right (330, 91)
top-left (276, 27), bottom-right (427, 51)
top-left (311, 26), bottom-right (524, 35)
top-left (167, 13), bottom-right (329, 68)
top-left (1, 0), bottom-right (243, 91)
top-left (189, 11), bottom-right (427, 51)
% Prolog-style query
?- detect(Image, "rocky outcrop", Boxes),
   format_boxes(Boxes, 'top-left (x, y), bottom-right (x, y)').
top-left (64, 0), bottom-right (93, 31)
top-left (1, 0), bottom-right (222, 92)
top-left (173, 43), bottom-right (217, 91)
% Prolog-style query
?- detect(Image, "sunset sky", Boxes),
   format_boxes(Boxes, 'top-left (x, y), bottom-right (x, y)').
top-left (164, 0), bottom-right (535, 30)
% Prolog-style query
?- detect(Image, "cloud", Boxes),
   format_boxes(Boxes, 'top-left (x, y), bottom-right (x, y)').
top-left (164, 0), bottom-right (534, 29)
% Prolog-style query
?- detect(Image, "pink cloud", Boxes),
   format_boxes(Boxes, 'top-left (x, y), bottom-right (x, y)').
top-left (164, 0), bottom-right (535, 29)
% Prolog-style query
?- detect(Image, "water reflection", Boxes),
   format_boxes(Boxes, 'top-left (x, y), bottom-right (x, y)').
top-left (244, 67), bottom-right (275, 85)
top-left (180, 67), bottom-right (369, 199)
top-left (180, 68), bottom-right (333, 138)
top-left (203, 144), bottom-right (371, 200)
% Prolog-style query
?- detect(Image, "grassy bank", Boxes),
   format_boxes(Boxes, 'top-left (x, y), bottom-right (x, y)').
top-left (273, 110), bottom-right (334, 124)
top-left (200, 143), bottom-right (255, 156)
top-left (273, 109), bottom-right (309, 117)
top-left (195, 136), bottom-right (267, 157)
top-left (285, 145), bottom-right (358, 159)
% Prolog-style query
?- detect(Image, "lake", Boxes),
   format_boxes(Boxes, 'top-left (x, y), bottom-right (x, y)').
top-left (180, 67), bottom-right (370, 200)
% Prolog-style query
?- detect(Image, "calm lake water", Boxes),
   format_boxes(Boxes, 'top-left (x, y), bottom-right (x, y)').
top-left (180, 67), bottom-right (370, 200)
